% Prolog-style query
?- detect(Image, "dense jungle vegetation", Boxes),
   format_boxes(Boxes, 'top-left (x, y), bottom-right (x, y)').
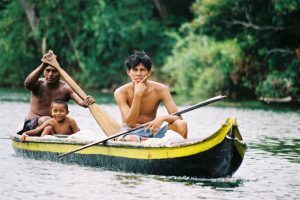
top-left (0, 0), bottom-right (299, 101)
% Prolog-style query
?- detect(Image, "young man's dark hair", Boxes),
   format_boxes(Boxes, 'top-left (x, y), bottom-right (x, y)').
top-left (124, 50), bottom-right (152, 70)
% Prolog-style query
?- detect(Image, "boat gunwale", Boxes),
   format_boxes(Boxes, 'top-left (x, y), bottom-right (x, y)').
top-left (10, 117), bottom-right (242, 160)
top-left (10, 117), bottom-right (247, 178)
top-left (10, 117), bottom-right (238, 147)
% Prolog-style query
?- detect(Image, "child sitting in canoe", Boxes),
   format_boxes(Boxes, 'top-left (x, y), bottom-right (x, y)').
top-left (21, 99), bottom-right (80, 142)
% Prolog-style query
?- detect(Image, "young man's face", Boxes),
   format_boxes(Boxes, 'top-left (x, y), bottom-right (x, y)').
top-left (51, 103), bottom-right (68, 122)
top-left (44, 66), bottom-right (60, 84)
top-left (127, 63), bottom-right (151, 83)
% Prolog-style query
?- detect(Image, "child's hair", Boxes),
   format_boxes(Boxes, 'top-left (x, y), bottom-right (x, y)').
top-left (51, 99), bottom-right (68, 110)
top-left (124, 50), bottom-right (152, 70)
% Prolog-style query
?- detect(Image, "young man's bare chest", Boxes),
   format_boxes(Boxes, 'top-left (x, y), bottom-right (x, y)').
top-left (127, 89), bottom-right (161, 115)
top-left (34, 82), bottom-right (70, 104)
top-left (28, 82), bottom-right (71, 118)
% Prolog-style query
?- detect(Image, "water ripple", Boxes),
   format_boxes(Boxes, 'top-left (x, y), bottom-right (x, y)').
top-left (1, 100), bottom-right (300, 200)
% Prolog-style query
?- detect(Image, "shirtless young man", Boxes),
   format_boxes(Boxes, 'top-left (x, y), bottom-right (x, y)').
top-left (21, 100), bottom-right (79, 142)
top-left (17, 51), bottom-right (95, 135)
top-left (114, 50), bottom-right (187, 142)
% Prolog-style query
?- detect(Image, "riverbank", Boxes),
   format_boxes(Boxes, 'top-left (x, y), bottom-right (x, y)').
top-left (1, 87), bottom-right (299, 111)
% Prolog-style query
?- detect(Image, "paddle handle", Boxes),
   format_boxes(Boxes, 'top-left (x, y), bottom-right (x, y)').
top-left (58, 69), bottom-right (88, 99)
top-left (172, 95), bottom-right (226, 116)
top-left (57, 124), bottom-right (146, 158)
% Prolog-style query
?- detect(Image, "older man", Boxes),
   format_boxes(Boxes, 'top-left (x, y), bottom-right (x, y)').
top-left (17, 51), bottom-right (95, 134)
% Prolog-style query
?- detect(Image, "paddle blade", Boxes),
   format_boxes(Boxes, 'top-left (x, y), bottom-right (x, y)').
top-left (88, 104), bottom-right (121, 136)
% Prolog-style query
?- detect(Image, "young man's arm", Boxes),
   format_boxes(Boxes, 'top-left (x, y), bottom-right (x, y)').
top-left (161, 87), bottom-right (182, 121)
top-left (160, 87), bottom-right (187, 139)
top-left (24, 63), bottom-right (47, 90)
top-left (25, 51), bottom-right (55, 90)
top-left (68, 86), bottom-right (95, 107)
top-left (114, 76), bottom-right (148, 127)
top-left (114, 88), bottom-right (140, 127)
top-left (145, 86), bottom-right (181, 133)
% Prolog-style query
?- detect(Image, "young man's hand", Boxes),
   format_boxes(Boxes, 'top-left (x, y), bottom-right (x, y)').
top-left (41, 50), bottom-right (58, 66)
top-left (134, 76), bottom-right (148, 97)
top-left (84, 95), bottom-right (95, 106)
top-left (145, 116), bottom-right (165, 134)
top-left (42, 50), bottom-right (56, 61)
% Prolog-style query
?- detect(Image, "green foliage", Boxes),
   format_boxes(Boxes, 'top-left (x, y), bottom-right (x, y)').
top-left (163, 33), bottom-right (241, 98)
top-left (36, 0), bottom-right (172, 88)
top-left (0, 0), bottom-right (187, 88)
top-left (1, 0), bottom-right (299, 101)
top-left (189, 0), bottom-right (300, 98)
top-left (256, 60), bottom-right (299, 98)
top-left (0, 1), bottom-right (38, 87)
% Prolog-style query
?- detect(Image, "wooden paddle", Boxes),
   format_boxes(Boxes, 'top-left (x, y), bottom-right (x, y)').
top-left (41, 50), bottom-right (121, 136)
top-left (58, 95), bottom-right (227, 158)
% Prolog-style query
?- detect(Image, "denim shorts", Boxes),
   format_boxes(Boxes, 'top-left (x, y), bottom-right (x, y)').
top-left (119, 124), bottom-right (168, 141)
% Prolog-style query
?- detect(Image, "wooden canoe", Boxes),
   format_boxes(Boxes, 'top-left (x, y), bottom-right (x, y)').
top-left (10, 117), bottom-right (246, 178)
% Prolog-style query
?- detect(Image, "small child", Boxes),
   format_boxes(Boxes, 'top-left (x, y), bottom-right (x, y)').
top-left (21, 99), bottom-right (80, 142)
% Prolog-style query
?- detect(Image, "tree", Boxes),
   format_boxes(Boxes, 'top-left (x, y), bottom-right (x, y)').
top-left (194, 0), bottom-right (300, 98)
top-left (162, 0), bottom-right (300, 99)
top-left (0, 0), bottom-right (194, 88)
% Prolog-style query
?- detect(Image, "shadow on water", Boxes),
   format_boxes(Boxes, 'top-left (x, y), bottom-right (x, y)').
top-left (250, 137), bottom-right (300, 163)
top-left (110, 173), bottom-right (245, 190)
top-left (114, 174), bottom-right (144, 188)
top-left (154, 176), bottom-right (244, 190)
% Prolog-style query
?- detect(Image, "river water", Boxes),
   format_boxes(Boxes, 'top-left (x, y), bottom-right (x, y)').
top-left (0, 96), bottom-right (299, 200)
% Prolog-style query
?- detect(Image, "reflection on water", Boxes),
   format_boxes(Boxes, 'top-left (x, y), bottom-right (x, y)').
top-left (1, 88), bottom-right (300, 200)
top-left (250, 137), bottom-right (300, 163)
top-left (115, 174), bottom-right (144, 188)
top-left (155, 176), bottom-right (244, 189)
